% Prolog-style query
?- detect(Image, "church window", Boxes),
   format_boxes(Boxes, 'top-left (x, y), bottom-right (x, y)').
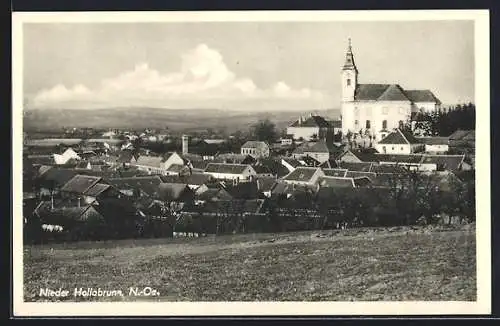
top-left (347, 79), bottom-right (351, 86)
top-left (382, 120), bottom-right (388, 129)
top-left (354, 120), bottom-right (359, 127)
top-left (365, 120), bottom-right (371, 129)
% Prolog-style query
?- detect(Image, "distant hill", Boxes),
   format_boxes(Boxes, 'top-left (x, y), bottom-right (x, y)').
top-left (23, 107), bottom-right (341, 132)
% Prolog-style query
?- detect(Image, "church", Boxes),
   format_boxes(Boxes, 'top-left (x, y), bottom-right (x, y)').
top-left (340, 39), bottom-right (441, 142)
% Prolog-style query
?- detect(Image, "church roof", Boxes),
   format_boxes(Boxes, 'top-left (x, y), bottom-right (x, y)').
top-left (405, 90), bottom-right (442, 105)
top-left (354, 84), bottom-right (441, 104)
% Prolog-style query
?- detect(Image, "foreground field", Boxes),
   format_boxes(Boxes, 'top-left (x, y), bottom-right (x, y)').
top-left (24, 225), bottom-right (476, 301)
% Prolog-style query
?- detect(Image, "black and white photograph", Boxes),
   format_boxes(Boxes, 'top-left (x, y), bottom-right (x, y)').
top-left (12, 10), bottom-right (491, 316)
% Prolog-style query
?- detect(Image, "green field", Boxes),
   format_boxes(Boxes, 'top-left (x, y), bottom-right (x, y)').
top-left (24, 225), bottom-right (476, 302)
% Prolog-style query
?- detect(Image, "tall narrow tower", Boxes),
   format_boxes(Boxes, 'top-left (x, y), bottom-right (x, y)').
top-left (182, 135), bottom-right (189, 155)
top-left (341, 38), bottom-right (358, 102)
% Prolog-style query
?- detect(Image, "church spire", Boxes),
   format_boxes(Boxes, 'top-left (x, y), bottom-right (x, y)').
top-left (342, 38), bottom-right (357, 73)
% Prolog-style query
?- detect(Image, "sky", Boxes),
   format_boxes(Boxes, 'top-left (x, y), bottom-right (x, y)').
top-left (23, 20), bottom-right (475, 111)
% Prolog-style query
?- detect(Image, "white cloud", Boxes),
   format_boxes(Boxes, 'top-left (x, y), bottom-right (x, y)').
top-left (31, 44), bottom-right (324, 109)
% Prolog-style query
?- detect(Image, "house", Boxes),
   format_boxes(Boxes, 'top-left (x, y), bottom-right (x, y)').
top-left (60, 175), bottom-right (118, 205)
top-left (157, 183), bottom-right (195, 203)
top-left (224, 181), bottom-right (261, 200)
top-left (195, 188), bottom-right (233, 205)
top-left (291, 140), bottom-right (339, 164)
top-left (449, 130), bottom-right (475, 149)
top-left (160, 173), bottom-right (214, 191)
top-left (165, 164), bottom-right (191, 176)
top-left (270, 182), bottom-right (318, 199)
top-left (340, 39), bottom-right (441, 141)
top-left (281, 157), bottom-right (304, 173)
top-left (338, 162), bottom-right (374, 172)
top-left (36, 167), bottom-right (80, 197)
top-left (287, 113), bottom-right (335, 141)
top-left (416, 136), bottom-right (450, 154)
top-left (374, 154), bottom-right (434, 171)
top-left (116, 150), bottom-right (139, 167)
top-left (108, 176), bottom-right (164, 198)
top-left (419, 154), bottom-right (468, 171)
top-left (204, 163), bottom-right (256, 182)
top-left (53, 148), bottom-right (80, 165)
top-left (34, 201), bottom-right (104, 226)
top-left (374, 129), bottom-right (424, 155)
top-left (317, 176), bottom-right (356, 188)
top-left (240, 141), bottom-right (270, 158)
top-left (281, 167), bottom-right (325, 186)
top-left (345, 171), bottom-right (377, 180)
top-left (337, 149), bottom-right (378, 163)
top-left (322, 168), bottom-right (348, 177)
top-left (27, 155), bottom-right (56, 167)
top-left (253, 158), bottom-right (290, 177)
top-left (255, 176), bottom-right (278, 198)
top-left (132, 155), bottom-right (166, 174)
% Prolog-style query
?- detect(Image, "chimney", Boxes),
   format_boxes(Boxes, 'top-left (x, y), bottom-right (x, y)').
top-left (182, 135), bottom-right (189, 155)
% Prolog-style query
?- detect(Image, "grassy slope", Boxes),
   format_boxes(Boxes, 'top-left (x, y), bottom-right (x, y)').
top-left (24, 225), bottom-right (476, 302)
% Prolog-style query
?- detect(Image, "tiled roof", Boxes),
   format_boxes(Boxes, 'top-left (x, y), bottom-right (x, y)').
top-left (322, 168), bottom-right (348, 177)
top-left (339, 162), bottom-right (374, 172)
top-left (204, 163), bottom-right (253, 175)
top-left (300, 155), bottom-right (321, 167)
top-left (318, 176), bottom-right (355, 188)
top-left (319, 159), bottom-right (339, 169)
top-left (415, 137), bottom-right (449, 145)
top-left (255, 176), bottom-right (278, 192)
top-left (282, 167), bottom-right (321, 182)
top-left (354, 84), bottom-right (392, 101)
top-left (449, 129), bottom-right (474, 140)
top-left (224, 181), bottom-right (260, 199)
top-left (196, 188), bottom-right (233, 202)
top-left (377, 84), bottom-right (411, 102)
top-left (404, 90), bottom-right (441, 104)
top-left (375, 154), bottom-right (424, 164)
top-left (293, 141), bottom-right (336, 154)
top-left (370, 165), bottom-right (409, 174)
top-left (108, 176), bottom-right (164, 197)
top-left (83, 183), bottom-right (111, 197)
top-left (60, 175), bottom-right (102, 194)
top-left (354, 84), bottom-right (440, 104)
top-left (37, 168), bottom-right (79, 188)
top-left (35, 202), bottom-right (96, 223)
top-left (160, 173), bottom-right (213, 186)
top-left (345, 171), bottom-right (377, 179)
top-left (378, 129), bottom-right (420, 145)
top-left (241, 141), bottom-right (269, 150)
top-left (134, 155), bottom-right (165, 168)
top-left (166, 164), bottom-right (187, 173)
top-left (420, 154), bottom-right (465, 171)
top-left (289, 115), bottom-right (331, 128)
top-left (282, 157), bottom-right (303, 168)
top-left (27, 155), bottom-right (55, 166)
top-left (271, 182), bottom-right (317, 196)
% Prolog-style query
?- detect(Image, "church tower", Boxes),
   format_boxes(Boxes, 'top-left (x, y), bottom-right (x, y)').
top-left (341, 38), bottom-right (358, 102)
